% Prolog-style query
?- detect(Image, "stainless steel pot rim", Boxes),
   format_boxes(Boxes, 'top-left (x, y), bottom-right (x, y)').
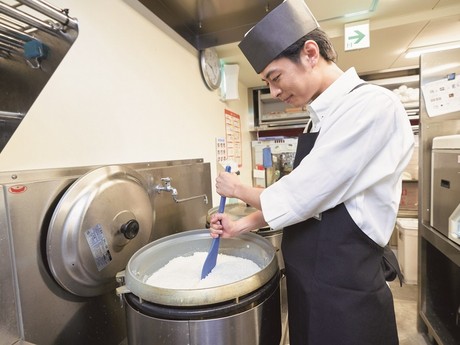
top-left (123, 229), bottom-right (278, 306)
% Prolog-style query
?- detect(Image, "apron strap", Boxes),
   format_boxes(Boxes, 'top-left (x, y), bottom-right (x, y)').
top-left (382, 245), bottom-right (404, 286)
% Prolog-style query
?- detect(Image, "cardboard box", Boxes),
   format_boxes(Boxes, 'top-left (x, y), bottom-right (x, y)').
top-left (400, 181), bottom-right (418, 211)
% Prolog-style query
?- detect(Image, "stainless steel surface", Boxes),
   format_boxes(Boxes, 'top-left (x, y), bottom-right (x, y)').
top-left (123, 273), bottom-right (281, 345)
top-left (418, 48), bottom-right (460, 345)
top-left (0, 159), bottom-right (212, 345)
top-left (0, 112), bottom-right (23, 154)
top-left (120, 229), bottom-right (278, 306)
top-left (257, 227), bottom-right (284, 271)
top-left (0, 185), bottom-right (20, 345)
top-left (47, 165), bottom-right (154, 297)
top-left (206, 203), bottom-right (258, 224)
top-left (279, 275), bottom-right (289, 345)
top-left (430, 148), bottom-right (460, 238)
top-left (0, 0), bottom-right (78, 152)
top-left (0, 1), bottom-right (69, 37)
top-left (18, 0), bottom-right (79, 31)
top-left (137, 0), bottom-right (284, 50)
top-left (419, 47), bottom-right (460, 251)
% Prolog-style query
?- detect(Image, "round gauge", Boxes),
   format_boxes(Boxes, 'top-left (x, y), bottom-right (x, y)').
top-left (200, 47), bottom-right (222, 90)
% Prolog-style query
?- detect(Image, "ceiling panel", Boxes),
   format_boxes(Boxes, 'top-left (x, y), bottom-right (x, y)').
top-left (411, 14), bottom-right (460, 47)
top-left (307, 0), bottom-right (376, 22)
top-left (135, 0), bottom-right (460, 87)
top-left (331, 21), bottom-right (427, 73)
top-left (219, 1), bottom-right (460, 87)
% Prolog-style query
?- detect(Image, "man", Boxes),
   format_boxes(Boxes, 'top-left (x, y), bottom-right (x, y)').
top-left (209, 0), bottom-right (414, 344)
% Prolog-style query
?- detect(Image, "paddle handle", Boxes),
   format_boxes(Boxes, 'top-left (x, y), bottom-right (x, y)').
top-left (218, 165), bottom-right (231, 213)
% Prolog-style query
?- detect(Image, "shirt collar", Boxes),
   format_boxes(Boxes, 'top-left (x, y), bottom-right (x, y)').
top-left (306, 67), bottom-right (362, 132)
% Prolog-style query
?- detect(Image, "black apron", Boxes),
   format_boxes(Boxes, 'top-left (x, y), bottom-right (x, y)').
top-left (282, 129), bottom-right (399, 344)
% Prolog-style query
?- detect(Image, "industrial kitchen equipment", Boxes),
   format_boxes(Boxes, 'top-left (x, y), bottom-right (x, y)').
top-left (418, 47), bottom-right (460, 345)
top-left (0, 0), bottom-right (78, 152)
top-left (116, 229), bottom-right (281, 345)
top-left (430, 134), bottom-right (460, 245)
top-left (0, 159), bottom-right (211, 345)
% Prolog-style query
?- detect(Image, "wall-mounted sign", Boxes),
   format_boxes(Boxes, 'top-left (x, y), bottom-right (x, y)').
top-left (344, 20), bottom-right (370, 51)
top-left (224, 109), bottom-right (242, 167)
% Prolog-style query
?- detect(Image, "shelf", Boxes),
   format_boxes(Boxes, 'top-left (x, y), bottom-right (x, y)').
top-left (360, 66), bottom-right (419, 87)
top-left (261, 111), bottom-right (308, 121)
top-left (259, 93), bottom-right (279, 103)
top-left (360, 68), bottom-right (420, 134)
top-left (420, 236), bottom-right (460, 345)
top-left (420, 223), bottom-right (460, 267)
top-left (368, 74), bottom-right (419, 87)
top-left (403, 101), bottom-right (419, 109)
top-left (420, 310), bottom-right (459, 345)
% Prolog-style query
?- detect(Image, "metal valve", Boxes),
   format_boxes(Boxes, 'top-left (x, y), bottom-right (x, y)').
top-left (120, 219), bottom-right (139, 240)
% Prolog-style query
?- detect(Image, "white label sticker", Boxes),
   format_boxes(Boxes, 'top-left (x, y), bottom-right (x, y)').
top-left (85, 224), bottom-right (112, 271)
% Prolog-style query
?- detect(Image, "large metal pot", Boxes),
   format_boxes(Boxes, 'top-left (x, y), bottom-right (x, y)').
top-left (117, 229), bottom-right (281, 345)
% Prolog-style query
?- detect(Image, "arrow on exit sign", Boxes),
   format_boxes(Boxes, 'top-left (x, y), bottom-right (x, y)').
top-left (344, 20), bottom-right (370, 51)
top-left (349, 30), bottom-right (365, 44)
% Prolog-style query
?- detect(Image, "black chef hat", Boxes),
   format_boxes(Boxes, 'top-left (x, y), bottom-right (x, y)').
top-left (238, 0), bottom-right (319, 73)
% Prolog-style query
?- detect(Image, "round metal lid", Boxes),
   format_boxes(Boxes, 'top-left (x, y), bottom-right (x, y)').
top-left (47, 165), bottom-right (154, 297)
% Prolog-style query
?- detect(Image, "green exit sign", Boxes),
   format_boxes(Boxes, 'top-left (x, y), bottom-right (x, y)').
top-left (344, 20), bottom-right (370, 51)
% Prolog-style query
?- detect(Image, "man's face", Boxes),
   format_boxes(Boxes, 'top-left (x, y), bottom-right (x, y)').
top-left (259, 54), bottom-right (316, 107)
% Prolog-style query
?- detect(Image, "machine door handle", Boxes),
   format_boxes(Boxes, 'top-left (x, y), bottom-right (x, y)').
top-left (120, 219), bottom-right (140, 240)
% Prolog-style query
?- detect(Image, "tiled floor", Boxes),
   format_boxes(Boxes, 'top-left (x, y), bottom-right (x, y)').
top-left (390, 281), bottom-right (430, 345)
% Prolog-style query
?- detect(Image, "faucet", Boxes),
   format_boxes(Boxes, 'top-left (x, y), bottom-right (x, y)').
top-left (154, 177), bottom-right (208, 204)
top-left (154, 177), bottom-right (178, 196)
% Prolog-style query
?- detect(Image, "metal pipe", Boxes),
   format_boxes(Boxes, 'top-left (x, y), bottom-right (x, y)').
top-left (0, 22), bottom-right (34, 42)
top-left (0, 2), bottom-right (70, 37)
top-left (18, 0), bottom-right (78, 31)
top-left (0, 33), bottom-right (24, 48)
top-left (0, 111), bottom-right (24, 120)
top-left (154, 177), bottom-right (209, 204)
top-left (0, 41), bottom-right (21, 55)
top-left (0, 2), bottom-right (56, 36)
top-left (173, 193), bottom-right (208, 204)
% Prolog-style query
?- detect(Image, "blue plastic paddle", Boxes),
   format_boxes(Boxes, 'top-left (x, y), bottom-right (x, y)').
top-left (201, 165), bottom-right (231, 279)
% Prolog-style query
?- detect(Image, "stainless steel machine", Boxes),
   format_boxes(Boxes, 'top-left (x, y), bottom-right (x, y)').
top-left (418, 48), bottom-right (460, 345)
top-left (0, 159), bottom-right (212, 345)
top-left (430, 134), bottom-right (460, 244)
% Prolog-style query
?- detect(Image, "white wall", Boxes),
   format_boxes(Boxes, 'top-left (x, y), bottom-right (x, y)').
top-left (0, 0), bottom-right (253, 207)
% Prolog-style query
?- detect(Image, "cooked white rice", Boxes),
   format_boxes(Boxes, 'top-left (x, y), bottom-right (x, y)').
top-left (145, 252), bottom-right (260, 289)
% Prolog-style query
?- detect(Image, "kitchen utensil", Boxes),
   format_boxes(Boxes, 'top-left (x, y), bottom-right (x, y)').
top-left (201, 165), bottom-right (231, 279)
